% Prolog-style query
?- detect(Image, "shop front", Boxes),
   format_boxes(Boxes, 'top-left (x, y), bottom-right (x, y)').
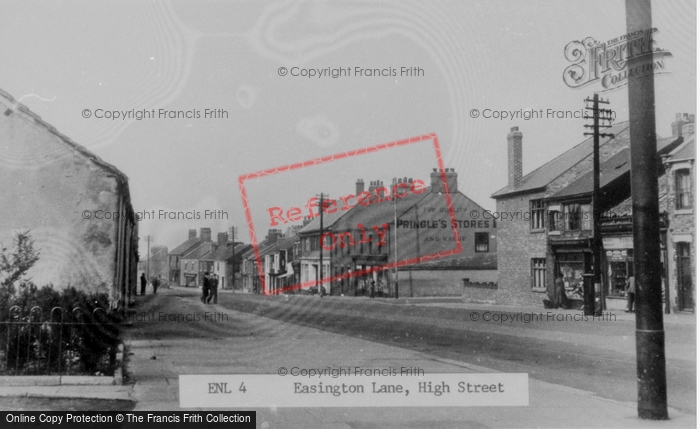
top-left (602, 236), bottom-right (635, 298)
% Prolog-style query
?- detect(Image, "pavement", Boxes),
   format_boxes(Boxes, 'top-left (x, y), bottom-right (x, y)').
top-left (0, 287), bottom-right (695, 428)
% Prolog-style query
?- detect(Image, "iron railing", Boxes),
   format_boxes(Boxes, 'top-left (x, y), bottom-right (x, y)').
top-left (0, 306), bottom-right (119, 376)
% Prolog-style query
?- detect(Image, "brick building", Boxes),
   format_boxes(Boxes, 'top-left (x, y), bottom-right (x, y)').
top-left (492, 119), bottom-right (687, 307)
top-left (662, 119), bottom-right (695, 312)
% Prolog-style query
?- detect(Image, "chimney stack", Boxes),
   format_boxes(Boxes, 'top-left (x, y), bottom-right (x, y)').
top-left (200, 227), bottom-right (212, 242)
top-left (672, 112), bottom-right (695, 138)
top-left (430, 168), bottom-right (458, 193)
top-left (267, 229), bottom-right (283, 244)
top-left (356, 179), bottom-right (364, 196)
top-left (217, 232), bottom-right (228, 246)
top-left (188, 229), bottom-right (196, 240)
top-left (507, 126), bottom-right (523, 188)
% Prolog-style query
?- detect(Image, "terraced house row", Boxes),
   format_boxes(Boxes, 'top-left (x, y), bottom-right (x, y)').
top-left (241, 114), bottom-right (695, 313)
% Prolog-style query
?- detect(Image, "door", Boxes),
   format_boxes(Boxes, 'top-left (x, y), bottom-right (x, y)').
top-left (678, 243), bottom-right (694, 311)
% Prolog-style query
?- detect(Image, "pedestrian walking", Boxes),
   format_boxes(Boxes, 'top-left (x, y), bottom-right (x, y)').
top-left (207, 274), bottom-right (219, 304)
top-left (140, 273), bottom-right (147, 296)
top-left (153, 276), bottom-right (159, 294)
top-left (202, 272), bottom-right (210, 303)
top-left (370, 280), bottom-right (376, 299)
top-left (625, 275), bottom-right (635, 312)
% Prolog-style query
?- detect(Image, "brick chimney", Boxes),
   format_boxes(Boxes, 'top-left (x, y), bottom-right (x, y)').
top-left (429, 168), bottom-right (457, 193)
top-left (217, 232), bottom-right (228, 246)
top-left (507, 126), bottom-right (523, 188)
top-left (188, 229), bottom-right (196, 240)
top-left (200, 228), bottom-right (212, 242)
top-left (266, 229), bottom-right (283, 244)
top-left (302, 216), bottom-right (313, 227)
top-left (672, 113), bottom-right (695, 138)
top-left (356, 179), bottom-right (364, 195)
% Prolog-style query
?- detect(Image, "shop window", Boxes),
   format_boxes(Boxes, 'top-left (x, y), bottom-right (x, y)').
top-left (530, 199), bottom-right (546, 230)
top-left (675, 169), bottom-right (692, 209)
top-left (531, 258), bottom-right (546, 290)
top-left (556, 253), bottom-right (584, 292)
top-left (475, 232), bottom-right (489, 252)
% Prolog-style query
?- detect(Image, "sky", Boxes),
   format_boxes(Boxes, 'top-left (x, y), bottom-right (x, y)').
top-left (0, 0), bottom-right (695, 256)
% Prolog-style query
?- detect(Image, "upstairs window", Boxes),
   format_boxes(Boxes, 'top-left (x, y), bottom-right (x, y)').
top-left (530, 199), bottom-right (546, 230)
top-left (675, 169), bottom-right (692, 209)
top-left (563, 203), bottom-right (581, 231)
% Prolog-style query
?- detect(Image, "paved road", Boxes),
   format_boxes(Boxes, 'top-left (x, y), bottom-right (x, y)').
top-left (216, 291), bottom-right (696, 414)
top-left (116, 287), bottom-right (695, 428)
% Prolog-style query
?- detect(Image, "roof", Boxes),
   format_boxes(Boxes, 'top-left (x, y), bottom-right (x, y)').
top-left (201, 244), bottom-right (233, 261)
top-left (332, 189), bottom-right (431, 231)
top-left (667, 135), bottom-right (695, 162)
top-left (182, 242), bottom-right (214, 260)
top-left (169, 237), bottom-right (202, 256)
top-left (551, 135), bottom-right (684, 199)
top-left (603, 175), bottom-right (668, 217)
top-left (297, 207), bottom-right (349, 235)
top-left (492, 122), bottom-right (631, 198)
top-left (0, 88), bottom-right (130, 187)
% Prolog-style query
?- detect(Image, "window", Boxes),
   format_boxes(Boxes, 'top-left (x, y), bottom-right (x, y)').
top-left (580, 204), bottom-right (592, 231)
top-left (563, 203), bottom-right (581, 231)
top-left (675, 169), bottom-right (692, 209)
top-left (475, 232), bottom-right (489, 252)
top-left (548, 210), bottom-right (561, 231)
top-left (305, 238), bottom-right (310, 252)
top-left (530, 199), bottom-right (546, 230)
top-left (532, 258), bottom-right (546, 290)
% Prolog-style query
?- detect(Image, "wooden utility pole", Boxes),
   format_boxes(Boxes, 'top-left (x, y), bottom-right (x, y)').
top-left (584, 94), bottom-right (614, 316)
top-left (317, 194), bottom-right (328, 298)
top-left (625, 0), bottom-right (668, 420)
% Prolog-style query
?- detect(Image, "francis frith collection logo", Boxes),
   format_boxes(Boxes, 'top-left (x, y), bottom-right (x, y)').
top-left (563, 28), bottom-right (672, 91)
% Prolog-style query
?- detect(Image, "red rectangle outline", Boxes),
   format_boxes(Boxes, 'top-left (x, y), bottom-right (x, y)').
top-left (238, 133), bottom-right (461, 295)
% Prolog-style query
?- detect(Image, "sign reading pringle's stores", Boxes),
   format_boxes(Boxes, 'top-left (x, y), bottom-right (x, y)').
top-left (563, 28), bottom-right (672, 91)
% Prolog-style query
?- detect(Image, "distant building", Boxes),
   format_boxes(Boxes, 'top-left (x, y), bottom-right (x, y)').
top-left (138, 245), bottom-right (169, 282)
top-left (180, 228), bottom-right (213, 287)
top-left (168, 229), bottom-right (202, 286)
top-left (0, 88), bottom-right (138, 312)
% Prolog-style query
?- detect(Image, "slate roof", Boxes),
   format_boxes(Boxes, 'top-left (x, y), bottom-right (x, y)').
top-left (491, 122), bottom-right (630, 198)
top-left (603, 175), bottom-right (668, 217)
top-left (182, 242), bottom-right (214, 260)
top-left (551, 135), bottom-right (683, 199)
top-left (668, 135), bottom-right (695, 162)
top-left (169, 237), bottom-right (202, 256)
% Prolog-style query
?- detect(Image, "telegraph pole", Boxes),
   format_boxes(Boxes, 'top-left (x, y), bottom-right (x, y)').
top-left (146, 235), bottom-right (153, 282)
top-left (317, 194), bottom-right (328, 298)
top-left (584, 94), bottom-right (614, 316)
top-left (393, 179), bottom-right (399, 299)
top-left (626, 0), bottom-right (668, 419)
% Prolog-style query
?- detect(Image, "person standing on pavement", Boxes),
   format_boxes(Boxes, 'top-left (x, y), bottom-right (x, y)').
top-left (140, 273), bottom-right (147, 296)
top-left (369, 279), bottom-right (376, 299)
top-left (625, 275), bottom-right (635, 312)
top-left (153, 276), bottom-right (159, 294)
top-left (207, 274), bottom-right (219, 304)
top-left (202, 272), bottom-right (210, 303)
top-left (554, 276), bottom-right (568, 309)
